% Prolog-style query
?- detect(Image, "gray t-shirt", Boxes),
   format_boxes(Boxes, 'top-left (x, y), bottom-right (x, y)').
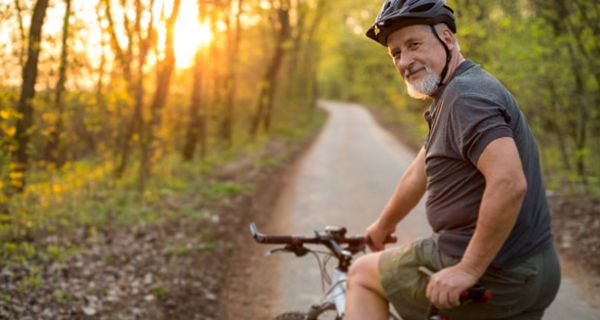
top-left (424, 60), bottom-right (552, 268)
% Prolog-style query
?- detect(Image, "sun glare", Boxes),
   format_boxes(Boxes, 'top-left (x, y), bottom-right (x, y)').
top-left (173, 1), bottom-right (213, 68)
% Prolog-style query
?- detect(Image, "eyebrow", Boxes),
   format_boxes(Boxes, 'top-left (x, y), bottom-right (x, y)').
top-left (388, 36), bottom-right (421, 56)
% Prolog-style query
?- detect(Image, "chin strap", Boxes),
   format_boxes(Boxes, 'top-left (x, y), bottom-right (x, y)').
top-left (430, 25), bottom-right (451, 86)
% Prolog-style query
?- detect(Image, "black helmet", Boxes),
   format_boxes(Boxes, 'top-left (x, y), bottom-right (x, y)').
top-left (366, 0), bottom-right (456, 46)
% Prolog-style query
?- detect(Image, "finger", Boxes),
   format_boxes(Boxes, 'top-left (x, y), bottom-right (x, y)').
top-left (365, 235), bottom-right (379, 252)
top-left (442, 290), bottom-right (454, 309)
top-left (368, 235), bottom-right (384, 252)
top-left (433, 287), bottom-right (444, 309)
top-left (449, 289), bottom-right (461, 308)
top-left (427, 280), bottom-right (442, 309)
top-left (436, 286), bottom-right (448, 309)
top-left (426, 279), bottom-right (433, 301)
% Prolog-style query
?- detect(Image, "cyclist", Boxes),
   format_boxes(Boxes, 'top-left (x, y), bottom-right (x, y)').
top-left (345, 1), bottom-right (561, 319)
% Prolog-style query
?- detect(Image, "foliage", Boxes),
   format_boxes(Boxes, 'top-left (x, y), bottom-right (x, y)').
top-left (0, 105), bottom-right (322, 266)
top-left (0, 0), bottom-right (327, 267)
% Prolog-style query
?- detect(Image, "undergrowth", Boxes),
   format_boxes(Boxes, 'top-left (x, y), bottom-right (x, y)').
top-left (0, 109), bottom-right (325, 267)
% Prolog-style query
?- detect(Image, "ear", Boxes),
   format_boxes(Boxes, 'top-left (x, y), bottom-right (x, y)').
top-left (442, 28), bottom-right (456, 50)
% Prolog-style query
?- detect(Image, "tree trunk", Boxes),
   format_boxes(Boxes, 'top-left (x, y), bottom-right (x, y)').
top-left (10, 0), bottom-right (49, 193)
top-left (113, 0), bottom-right (155, 177)
top-left (250, 4), bottom-right (291, 136)
top-left (182, 49), bottom-right (206, 161)
top-left (219, 0), bottom-right (243, 147)
top-left (139, 0), bottom-right (181, 190)
top-left (14, 0), bottom-right (27, 67)
top-left (182, 0), bottom-right (208, 161)
top-left (548, 81), bottom-right (572, 173)
top-left (565, 34), bottom-right (588, 185)
top-left (95, 4), bottom-right (110, 150)
top-left (45, 0), bottom-right (72, 167)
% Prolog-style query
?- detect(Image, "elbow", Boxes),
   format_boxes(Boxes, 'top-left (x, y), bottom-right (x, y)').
top-left (508, 173), bottom-right (528, 203)
top-left (515, 177), bottom-right (528, 201)
top-left (490, 173), bottom-right (527, 202)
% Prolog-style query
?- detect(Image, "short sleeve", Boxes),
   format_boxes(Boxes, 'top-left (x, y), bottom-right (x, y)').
top-left (450, 94), bottom-right (513, 165)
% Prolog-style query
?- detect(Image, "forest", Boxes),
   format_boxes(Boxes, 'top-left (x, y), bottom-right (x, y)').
top-left (0, 0), bottom-right (598, 317)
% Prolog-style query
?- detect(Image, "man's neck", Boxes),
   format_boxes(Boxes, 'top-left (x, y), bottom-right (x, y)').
top-left (431, 53), bottom-right (466, 98)
top-left (443, 53), bottom-right (466, 84)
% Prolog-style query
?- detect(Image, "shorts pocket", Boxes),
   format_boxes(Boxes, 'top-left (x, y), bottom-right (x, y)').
top-left (483, 259), bottom-right (539, 285)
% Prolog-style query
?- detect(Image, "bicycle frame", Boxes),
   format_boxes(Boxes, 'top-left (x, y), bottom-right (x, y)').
top-left (329, 268), bottom-right (347, 316)
top-left (303, 268), bottom-right (348, 320)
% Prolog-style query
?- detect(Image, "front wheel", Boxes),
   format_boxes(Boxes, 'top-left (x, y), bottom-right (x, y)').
top-left (273, 311), bottom-right (307, 320)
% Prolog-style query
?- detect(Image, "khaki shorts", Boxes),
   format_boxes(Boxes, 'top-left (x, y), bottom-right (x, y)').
top-left (379, 238), bottom-right (560, 320)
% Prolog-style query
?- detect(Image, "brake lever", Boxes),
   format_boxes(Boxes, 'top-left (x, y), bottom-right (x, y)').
top-left (264, 247), bottom-right (289, 257)
top-left (265, 244), bottom-right (310, 257)
top-left (347, 243), bottom-right (366, 254)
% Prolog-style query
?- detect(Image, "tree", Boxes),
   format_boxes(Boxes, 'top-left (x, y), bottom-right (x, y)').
top-left (250, 0), bottom-right (291, 135)
top-left (139, 0), bottom-right (182, 190)
top-left (182, 0), bottom-right (209, 161)
top-left (10, 0), bottom-right (49, 193)
top-left (219, 0), bottom-right (243, 146)
top-left (103, 0), bottom-right (157, 177)
top-left (45, 0), bottom-right (72, 167)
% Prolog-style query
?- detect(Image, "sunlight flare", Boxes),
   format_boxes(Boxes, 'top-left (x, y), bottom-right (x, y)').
top-left (173, 1), bottom-right (213, 68)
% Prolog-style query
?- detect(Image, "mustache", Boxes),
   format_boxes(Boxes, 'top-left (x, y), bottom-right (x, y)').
top-left (404, 65), bottom-right (427, 78)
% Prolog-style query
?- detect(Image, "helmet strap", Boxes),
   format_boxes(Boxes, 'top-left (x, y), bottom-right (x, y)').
top-left (430, 25), bottom-right (451, 86)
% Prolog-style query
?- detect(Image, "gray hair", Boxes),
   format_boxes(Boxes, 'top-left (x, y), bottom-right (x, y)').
top-left (433, 23), bottom-right (461, 52)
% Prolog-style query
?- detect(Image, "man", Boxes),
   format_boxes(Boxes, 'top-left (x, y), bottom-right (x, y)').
top-left (344, 1), bottom-right (561, 319)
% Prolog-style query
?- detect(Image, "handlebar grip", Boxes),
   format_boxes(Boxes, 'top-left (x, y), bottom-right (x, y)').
top-left (249, 223), bottom-right (301, 244)
top-left (259, 235), bottom-right (298, 244)
top-left (418, 266), bottom-right (492, 305)
top-left (384, 234), bottom-right (398, 244)
top-left (459, 284), bottom-right (492, 304)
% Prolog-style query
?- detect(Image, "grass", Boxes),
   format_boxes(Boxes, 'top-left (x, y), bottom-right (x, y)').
top-left (52, 290), bottom-right (75, 303)
top-left (0, 108), bottom-right (326, 268)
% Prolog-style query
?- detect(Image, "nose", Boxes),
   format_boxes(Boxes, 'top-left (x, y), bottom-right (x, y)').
top-left (396, 51), bottom-right (414, 79)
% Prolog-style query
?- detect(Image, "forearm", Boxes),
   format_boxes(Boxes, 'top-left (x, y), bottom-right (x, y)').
top-left (376, 147), bottom-right (427, 231)
top-left (459, 179), bottom-right (526, 277)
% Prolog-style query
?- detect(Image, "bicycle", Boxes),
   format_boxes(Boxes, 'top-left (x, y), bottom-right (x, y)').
top-left (249, 223), bottom-right (490, 320)
top-left (249, 223), bottom-right (398, 320)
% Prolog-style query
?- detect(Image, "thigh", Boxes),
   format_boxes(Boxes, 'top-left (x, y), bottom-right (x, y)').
top-left (378, 238), bottom-right (443, 320)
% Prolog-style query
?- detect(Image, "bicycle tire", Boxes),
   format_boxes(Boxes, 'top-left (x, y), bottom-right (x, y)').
top-left (273, 311), bottom-right (307, 320)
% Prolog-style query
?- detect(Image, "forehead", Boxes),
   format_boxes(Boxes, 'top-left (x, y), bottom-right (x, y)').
top-left (386, 24), bottom-right (432, 48)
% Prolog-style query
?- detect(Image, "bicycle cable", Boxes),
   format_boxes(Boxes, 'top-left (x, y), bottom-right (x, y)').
top-left (307, 250), bottom-right (330, 293)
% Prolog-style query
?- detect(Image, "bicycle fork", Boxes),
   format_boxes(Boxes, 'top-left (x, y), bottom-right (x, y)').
top-left (305, 268), bottom-right (347, 320)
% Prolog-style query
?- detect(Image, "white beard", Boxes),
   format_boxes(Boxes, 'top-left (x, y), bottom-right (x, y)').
top-left (405, 66), bottom-right (441, 100)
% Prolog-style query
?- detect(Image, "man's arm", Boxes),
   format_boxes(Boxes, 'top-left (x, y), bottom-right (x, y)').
top-left (426, 137), bottom-right (528, 309)
top-left (366, 146), bottom-right (428, 251)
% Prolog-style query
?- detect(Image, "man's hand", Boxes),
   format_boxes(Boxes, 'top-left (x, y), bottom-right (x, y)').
top-left (426, 264), bottom-right (480, 309)
top-left (365, 220), bottom-right (395, 252)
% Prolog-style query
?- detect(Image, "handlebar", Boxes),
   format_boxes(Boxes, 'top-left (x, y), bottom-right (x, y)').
top-left (249, 223), bottom-right (397, 270)
top-left (249, 223), bottom-right (397, 248)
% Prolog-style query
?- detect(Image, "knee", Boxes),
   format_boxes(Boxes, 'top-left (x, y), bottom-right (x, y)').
top-left (347, 253), bottom-right (379, 288)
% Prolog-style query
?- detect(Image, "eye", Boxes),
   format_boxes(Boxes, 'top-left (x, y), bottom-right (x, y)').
top-left (408, 41), bottom-right (421, 50)
top-left (390, 49), bottom-right (401, 61)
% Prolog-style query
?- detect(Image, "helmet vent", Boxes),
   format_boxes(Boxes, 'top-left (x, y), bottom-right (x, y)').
top-left (410, 3), bottom-right (435, 13)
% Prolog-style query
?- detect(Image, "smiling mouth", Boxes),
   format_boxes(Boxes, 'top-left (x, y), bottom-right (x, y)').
top-left (405, 66), bottom-right (425, 79)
